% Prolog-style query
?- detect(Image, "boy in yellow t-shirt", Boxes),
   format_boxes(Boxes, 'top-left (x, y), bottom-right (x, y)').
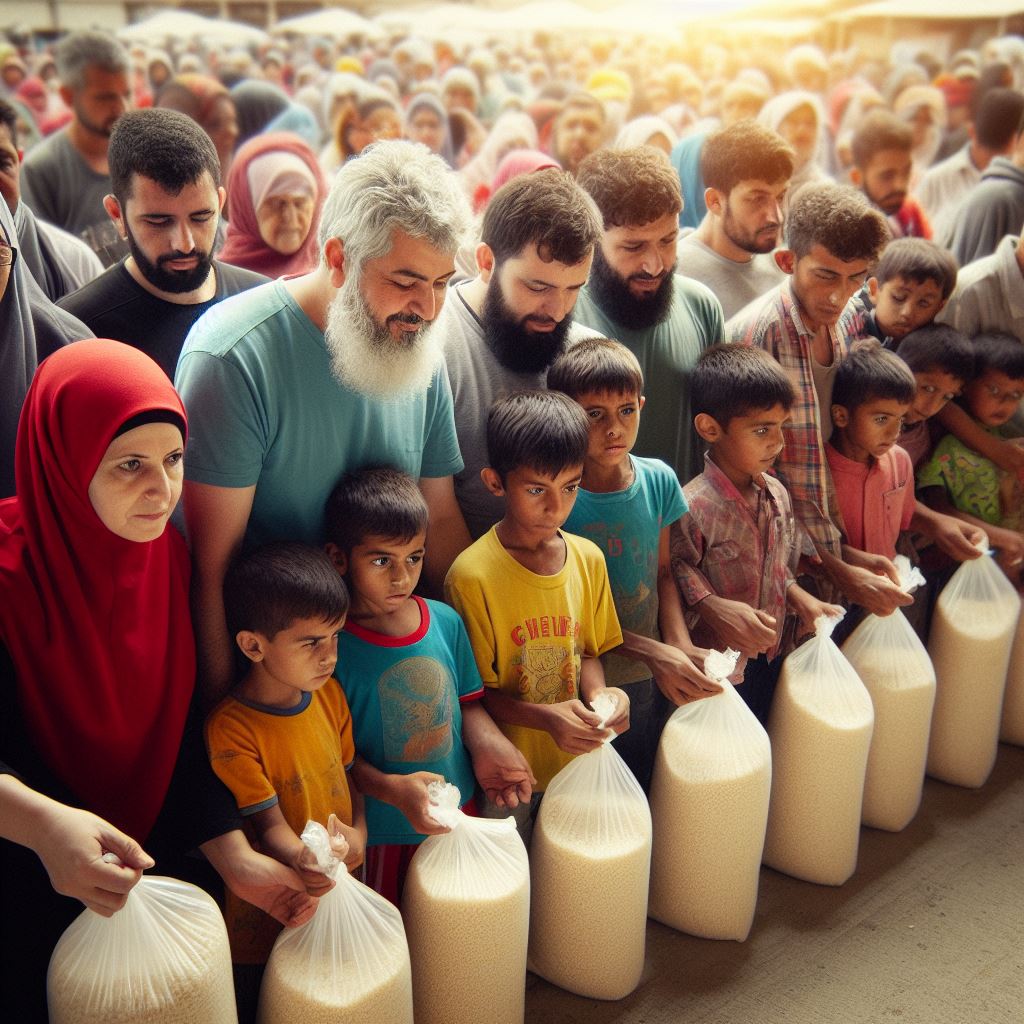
top-left (444, 390), bottom-right (628, 844)
top-left (205, 542), bottom-right (366, 993)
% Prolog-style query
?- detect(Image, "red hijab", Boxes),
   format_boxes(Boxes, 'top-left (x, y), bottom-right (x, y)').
top-left (219, 131), bottom-right (326, 278)
top-left (0, 340), bottom-right (195, 842)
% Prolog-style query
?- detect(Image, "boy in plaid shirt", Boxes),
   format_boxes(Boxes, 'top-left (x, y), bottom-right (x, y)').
top-left (671, 345), bottom-right (842, 723)
top-left (725, 181), bottom-right (911, 620)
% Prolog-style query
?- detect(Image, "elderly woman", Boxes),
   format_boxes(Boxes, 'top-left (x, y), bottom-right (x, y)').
top-left (0, 341), bottom-right (317, 1019)
top-left (219, 132), bottom-right (326, 278)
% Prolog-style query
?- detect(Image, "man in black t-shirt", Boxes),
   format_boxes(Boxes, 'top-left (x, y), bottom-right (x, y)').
top-left (59, 108), bottom-right (265, 377)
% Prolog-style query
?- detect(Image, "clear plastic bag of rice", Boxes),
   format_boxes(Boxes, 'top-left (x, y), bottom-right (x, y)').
top-left (842, 558), bottom-right (936, 832)
top-left (927, 541), bottom-right (1020, 787)
top-left (403, 781), bottom-right (529, 1024)
top-left (1000, 591), bottom-right (1024, 745)
top-left (47, 875), bottom-right (236, 1024)
top-left (648, 648), bottom-right (771, 941)
top-left (258, 819), bottom-right (413, 1024)
top-left (763, 613), bottom-right (874, 886)
top-left (528, 692), bottom-right (652, 1001)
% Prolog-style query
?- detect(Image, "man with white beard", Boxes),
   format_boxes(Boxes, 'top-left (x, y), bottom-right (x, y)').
top-left (176, 141), bottom-right (472, 700)
top-left (434, 168), bottom-right (603, 537)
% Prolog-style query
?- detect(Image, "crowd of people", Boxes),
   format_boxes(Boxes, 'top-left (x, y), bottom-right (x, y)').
top-left (1, 19), bottom-right (1023, 1022)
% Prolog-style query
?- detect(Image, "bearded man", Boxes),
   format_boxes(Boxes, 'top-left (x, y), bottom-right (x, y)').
top-left (574, 147), bottom-right (724, 485)
top-left (20, 31), bottom-right (132, 266)
top-left (58, 108), bottom-right (265, 378)
top-left (678, 119), bottom-right (794, 320)
top-left (435, 168), bottom-right (603, 537)
top-left (176, 141), bottom-right (472, 700)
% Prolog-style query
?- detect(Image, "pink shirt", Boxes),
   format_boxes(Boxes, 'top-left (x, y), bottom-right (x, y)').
top-left (825, 443), bottom-right (916, 560)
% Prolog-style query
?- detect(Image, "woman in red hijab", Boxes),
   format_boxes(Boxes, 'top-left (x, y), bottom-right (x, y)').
top-left (219, 132), bottom-right (326, 278)
top-left (0, 340), bottom-right (315, 1020)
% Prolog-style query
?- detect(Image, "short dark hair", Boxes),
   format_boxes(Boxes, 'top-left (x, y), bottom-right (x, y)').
top-left (896, 323), bottom-right (974, 382)
top-left (109, 108), bottom-right (221, 202)
top-left (874, 238), bottom-right (958, 300)
top-left (974, 87), bottom-right (1024, 150)
top-left (576, 147), bottom-right (682, 228)
top-left (700, 119), bottom-right (796, 195)
top-left (851, 109), bottom-right (913, 170)
top-left (547, 337), bottom-right (644, 400)
top-left (0, 98), bottom-right (16, 140)
top-left (832, 339), bottom-right (916, 413)
top-left (481, 168), bottom-right (602, 267)
top-left (486, 390), bottom-right (589, 481)
top-left (324, 465), bottom-right (428, 553)
top-left (224, 542), bottom-right (349, 641)
top-left (786, 181), bottom-right (890, 263)
top-left (692, 344), bottom-right (795, 427)
top-left (972, 332), bottom-right (1024, 381)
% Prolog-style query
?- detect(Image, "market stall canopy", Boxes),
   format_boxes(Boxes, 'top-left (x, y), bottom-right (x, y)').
top-left (829, 0), bottom-right (1024, 20)
top-left (117, 11), bottom-right (268, 45)
top-left (272, 8), bottom-right (384, 41)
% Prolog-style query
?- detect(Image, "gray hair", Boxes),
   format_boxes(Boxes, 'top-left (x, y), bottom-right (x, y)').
top-left (318, 140), bottom-right (472, 277)
top-left (56, 31), bottom-right (130, 92)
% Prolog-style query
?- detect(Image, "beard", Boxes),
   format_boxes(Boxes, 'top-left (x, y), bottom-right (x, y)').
top-left (126, 224), bottom-right (213, 294)
top-left (324, 273), bottom-right (443, 401)
top-left (481, 279), bottom-right (571, 374)
top-left (723, 205), bottom-right (780, 255)
top-left (588, 247), bottom-right (676, 330)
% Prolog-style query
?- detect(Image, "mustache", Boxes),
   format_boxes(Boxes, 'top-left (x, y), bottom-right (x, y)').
top-left (388, 313), bottom-right (425, 325)
top-left (158, 249), bottom-right (199, 265)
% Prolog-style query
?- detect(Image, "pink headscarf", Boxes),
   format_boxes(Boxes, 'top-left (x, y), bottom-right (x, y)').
top-left (473, 147), bottom-right (559, 213)
top-left (219, 131), bottom-right (326, 278)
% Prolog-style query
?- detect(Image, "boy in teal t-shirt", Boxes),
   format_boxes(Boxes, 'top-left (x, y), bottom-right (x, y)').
top-left (324, 465), bottom-right (533, 904)
top-left (549, 338), bottom-right (720, 791)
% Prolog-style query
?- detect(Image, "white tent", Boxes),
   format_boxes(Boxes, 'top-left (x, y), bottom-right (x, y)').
top-left (272, 8), bottom-right (384, 41)
top-left (117, 11), bottom-right (268, 46)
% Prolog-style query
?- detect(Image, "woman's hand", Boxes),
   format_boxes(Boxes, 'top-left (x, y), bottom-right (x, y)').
top-left (34, 803), bottom-right (153, 917)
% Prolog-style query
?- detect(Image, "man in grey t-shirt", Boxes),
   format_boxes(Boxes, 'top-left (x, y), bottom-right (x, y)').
top-left (437, 168), bottom-right (603, 537)
top-left (679, 119), bottom-right (793, 320)
top-left (20, 31), bottom-right (131, 266)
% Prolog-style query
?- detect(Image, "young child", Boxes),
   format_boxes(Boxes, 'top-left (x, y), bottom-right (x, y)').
top-left (205, 543), bottom-right (365, 990)
top-left (444, 390), bottom-right (628, 843)
top-left (671, 344), bottom-right (842, 724)
top-left (548, 338), bottom-right (719, 793)
top-left (826, 341), bottom-right (919, 565)
top-left (917, 332), bottom-right (1024, 581)
top-left (323, 465), bottom-right (532, 904)
top-left (892, 323), bottom-right (975, 470)
top-left (843, 237), bottom-right (958, 349)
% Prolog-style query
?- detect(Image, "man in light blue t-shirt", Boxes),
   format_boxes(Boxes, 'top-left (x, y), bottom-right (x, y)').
top-left (176, 141), bottom-right (474, 700)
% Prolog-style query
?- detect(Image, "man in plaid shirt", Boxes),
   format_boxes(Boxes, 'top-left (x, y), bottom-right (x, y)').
top-left (725, 182), bottom-right (912, 617)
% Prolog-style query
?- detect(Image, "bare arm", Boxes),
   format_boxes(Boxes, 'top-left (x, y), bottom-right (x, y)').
top-left (818, 547), bottom-right (914, 617)
top-left (349, 755), bottom-right (449, 836)
top-left (0, 775), bottom-right (152, 916)
top-left (482, 688), bottom-right (606, 755)
top-left (182, 481), bottom-right (255, 706)
top-left (460, 701), bottom-right (534, 809)
top-left (910, 500), bottom-right (986, 562)
top-left (418, 475), bottom-right (472, 596)
top-left (622, 525), bottom-right (720, 703)
top-left (936, 402), bottom-right (1024, 474)
top-left (199, 829), bottom-right (316, 928)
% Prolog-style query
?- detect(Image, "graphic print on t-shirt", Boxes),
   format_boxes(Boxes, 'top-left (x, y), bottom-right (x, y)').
top-left (512, 642), bottom-right (579, 704)
top-left (378, 656), bottom-right (455, 762)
